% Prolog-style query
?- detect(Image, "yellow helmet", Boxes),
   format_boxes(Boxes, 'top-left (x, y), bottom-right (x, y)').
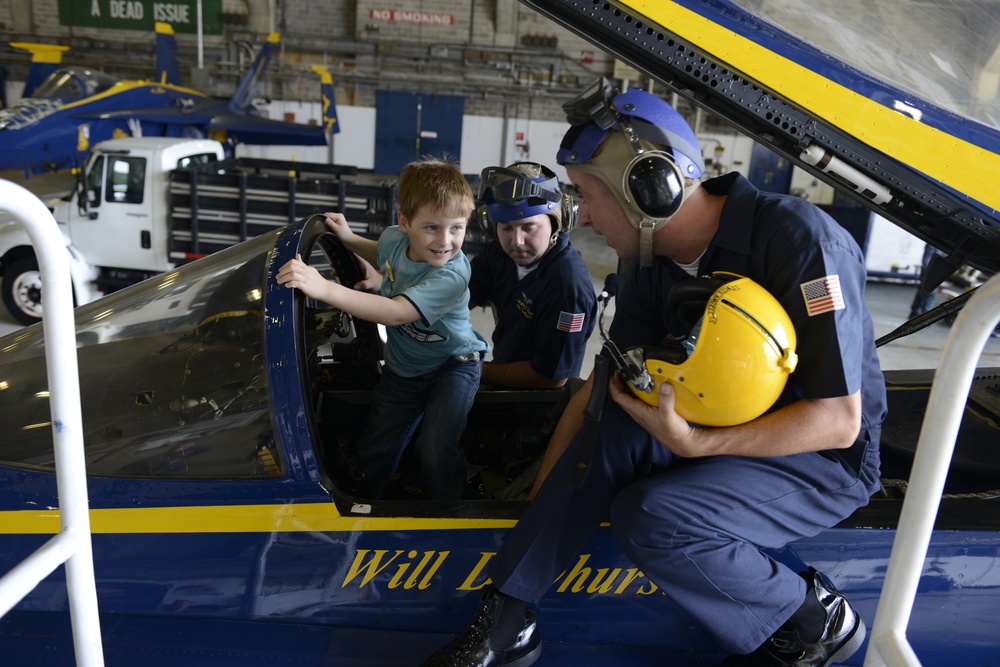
top-left (625, 273), bottom-right (798, 426)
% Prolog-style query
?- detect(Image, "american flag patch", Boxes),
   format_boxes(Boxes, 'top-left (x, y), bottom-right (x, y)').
top-left (557, 311), bottom-right (585, 333)
top-left (800, 275), bottom-right (845, 316)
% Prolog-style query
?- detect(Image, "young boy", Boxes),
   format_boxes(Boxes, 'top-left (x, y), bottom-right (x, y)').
top-left (276, 159), bottom-right (489, 500)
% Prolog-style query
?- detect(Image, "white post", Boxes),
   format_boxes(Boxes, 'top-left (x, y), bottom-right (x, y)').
top-left (197, 0), bottom-right (204, 70)
top-left (0, 179), bottom-right (105, 666)
top-left (864, 272), bottom-right (1000, 667)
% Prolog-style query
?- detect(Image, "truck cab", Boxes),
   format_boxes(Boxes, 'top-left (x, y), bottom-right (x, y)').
top-left (61, 138), bottom-right (225, 284)
top-left (0, 137), bottom-right (225, 325)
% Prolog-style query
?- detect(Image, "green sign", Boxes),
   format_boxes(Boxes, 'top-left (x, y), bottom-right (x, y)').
top-left (58, 0), bottom-right (223, 34)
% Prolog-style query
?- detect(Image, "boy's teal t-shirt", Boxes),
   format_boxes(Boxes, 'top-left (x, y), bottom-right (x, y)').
top-left (377, 226), bottom-right (489, 377)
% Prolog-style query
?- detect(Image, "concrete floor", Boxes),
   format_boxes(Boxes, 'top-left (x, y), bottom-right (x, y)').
top-left (3, 168), bottom-right (1000, 372)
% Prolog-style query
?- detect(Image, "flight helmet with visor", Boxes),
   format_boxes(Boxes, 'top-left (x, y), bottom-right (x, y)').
top-left (475, 162), bottom-right (577, 239)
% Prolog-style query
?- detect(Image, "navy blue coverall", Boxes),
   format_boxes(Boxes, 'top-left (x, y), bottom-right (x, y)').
top-left (469, 232), bottom-right (597, 382)
top-left (487, 173), bottom-right (888, 654)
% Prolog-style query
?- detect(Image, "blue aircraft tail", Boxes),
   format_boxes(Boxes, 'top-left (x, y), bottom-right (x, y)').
top-left (155, 22), bottom-right (183, 86)
top-left (228, 32), bottom-right (281, 115)
top-left (311, 65), bottom-right (341, 135)
top-left (10, 42), bottom-right (71, 98)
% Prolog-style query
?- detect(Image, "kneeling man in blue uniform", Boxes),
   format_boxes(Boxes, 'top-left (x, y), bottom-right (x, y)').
top-left (421, 78), bottom-right (887, 667)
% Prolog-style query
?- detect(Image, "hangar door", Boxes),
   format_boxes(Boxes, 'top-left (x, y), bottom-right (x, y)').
top-left (747, 143), bottom-right (793, 195)
top-left (374, 91), bottom-right (464, 175)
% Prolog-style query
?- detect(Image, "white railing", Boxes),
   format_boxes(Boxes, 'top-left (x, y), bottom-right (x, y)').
top-left (0, 180), bottom-right (105, 665)
top-left (864, 271), bottom-right (1000, 667)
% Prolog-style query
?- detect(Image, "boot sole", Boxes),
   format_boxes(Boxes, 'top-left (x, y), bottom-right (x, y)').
top-left (503, 642), bottom-right (542, 667)
top-left (823, 618), bottom-right (866, 667)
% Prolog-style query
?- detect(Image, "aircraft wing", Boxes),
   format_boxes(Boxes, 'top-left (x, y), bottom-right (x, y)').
top-left (207, 112), bottom-right (328, 145)
top-left (70, 105), bottom-right (329, 146)
top-left (523, 0), bottom-right (1000, 279)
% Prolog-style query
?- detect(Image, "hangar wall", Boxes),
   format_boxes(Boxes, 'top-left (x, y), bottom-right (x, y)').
top-left (0, 0), bottom-right (622, 119)
top-left (235, 99), bottom-right (759, 188)
top-left (0, 0), bottom-right (682, 167)
top-left (0, 0), bottom-right (739, 171)
top-left (0, 2), bottom-right (844, 196)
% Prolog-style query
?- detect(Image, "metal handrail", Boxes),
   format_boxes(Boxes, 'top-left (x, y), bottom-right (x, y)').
top-left (864, 272), bottom-right (1000, 667)
top-left (0, 180), bottom-right (105, 665)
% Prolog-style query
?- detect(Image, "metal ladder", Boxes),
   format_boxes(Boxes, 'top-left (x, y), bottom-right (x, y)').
top-left (865, 271), bottom-right (1000, 666)
top-left (0, 179), bottom-right (105, 665)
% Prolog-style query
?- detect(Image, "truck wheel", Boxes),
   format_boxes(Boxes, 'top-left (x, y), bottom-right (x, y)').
top-left (2, 256), bottom-right (44, 326)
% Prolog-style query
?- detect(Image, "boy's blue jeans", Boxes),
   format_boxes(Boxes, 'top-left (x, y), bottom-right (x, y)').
top-left (356, 355), bottom-right (482, 500)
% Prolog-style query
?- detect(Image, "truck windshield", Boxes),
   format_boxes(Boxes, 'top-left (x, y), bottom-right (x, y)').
top-left (0, 233), bottom-right (281, 479)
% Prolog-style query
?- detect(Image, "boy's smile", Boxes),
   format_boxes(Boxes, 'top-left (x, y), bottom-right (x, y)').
top-left (399, 207), bottom-right (468, 266)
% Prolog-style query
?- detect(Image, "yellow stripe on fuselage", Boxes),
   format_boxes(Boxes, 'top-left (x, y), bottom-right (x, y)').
top-left (57, 80), bottom-right (210, 112)
top-left (0, 503), bottom-right (515, 535)
top-left (619, 0), bottom-right (1000, 213)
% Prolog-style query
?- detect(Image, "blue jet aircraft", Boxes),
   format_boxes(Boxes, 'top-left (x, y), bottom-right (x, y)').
top-left (7, 42), bottom-right (71, 99)
top-left (1, 1), bottom-right (999, 665)
top-left (0, 23), bottom-right (337, 175)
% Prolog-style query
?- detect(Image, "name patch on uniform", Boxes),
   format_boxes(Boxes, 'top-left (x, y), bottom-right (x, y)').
top-left (800, 275), bottom-right (844, 316)
top-left (557, 311), bottom-right (585, 332)
top-left (515, 295), bottom-right (535, 320)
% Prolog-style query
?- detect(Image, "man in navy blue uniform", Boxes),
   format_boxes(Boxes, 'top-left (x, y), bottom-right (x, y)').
top-left (469, 162), bottom-right (597, 390)
top-left (421, 78), bottom-right (887, 667)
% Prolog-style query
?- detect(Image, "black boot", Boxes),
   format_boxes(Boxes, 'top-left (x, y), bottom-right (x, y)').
top-left (421, 586), bottom-right (541, 667)
top-left (723, 568), bottom-right (866, 667)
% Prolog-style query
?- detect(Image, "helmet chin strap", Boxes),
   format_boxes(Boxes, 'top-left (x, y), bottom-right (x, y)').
top-left (546, 215), bottom-right (561, 253)
top-left (636, 180), bottom-right (701, 268)
top-left (638, 219), bottom-right (657, 268)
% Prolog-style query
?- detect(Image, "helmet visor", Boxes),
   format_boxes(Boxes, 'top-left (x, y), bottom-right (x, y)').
top-left (561, 76), bottom-right (619, 130)
top-left (479, 166), bottom-right (561, 205)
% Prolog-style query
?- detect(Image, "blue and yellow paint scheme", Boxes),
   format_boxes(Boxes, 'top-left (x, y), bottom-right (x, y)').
top-left (0, 24), bottom-right (336, 175)
top-left (7, 42), bottom-right (71, 100)
top-left (0, 215), bottom-right (998, 665)
top-left (528, 0), bottom-right (1000, 284)
top-left (2, 1), bottom-right (1000, 664)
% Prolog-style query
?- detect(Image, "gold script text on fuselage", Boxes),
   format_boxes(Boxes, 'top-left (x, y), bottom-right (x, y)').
top-left (341, 549), bottom-right (660, 595)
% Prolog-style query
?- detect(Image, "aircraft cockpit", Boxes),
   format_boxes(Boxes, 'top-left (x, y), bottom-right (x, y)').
top-left (32, 66), bottom-right (118, 101)
top-left (289, 216), bottom-right (561, 502)
top-left (0, 216), bottom-right (558, 505)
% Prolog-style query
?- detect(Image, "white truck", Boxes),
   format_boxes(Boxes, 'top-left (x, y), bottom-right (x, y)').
top-left (0, 137), bottom-right (397, 324)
